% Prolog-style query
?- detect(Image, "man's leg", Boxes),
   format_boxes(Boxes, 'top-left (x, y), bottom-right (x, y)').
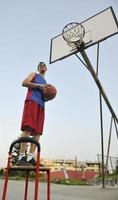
top-left (18, 131), bottom-right (31, 165)
top-left (20, 130), bottom-right (31, 153)
top-left (29, 135), bottom-right (40, 153)
top-left (27, 135), bottom-right (40, 165)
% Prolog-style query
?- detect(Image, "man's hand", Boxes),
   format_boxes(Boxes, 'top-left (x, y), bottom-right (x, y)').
top-left (38, 84), bottom-right (51, 91)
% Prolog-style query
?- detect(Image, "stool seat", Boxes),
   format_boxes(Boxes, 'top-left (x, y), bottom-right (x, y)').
top-left (9, 166), bottom-right (50, 172)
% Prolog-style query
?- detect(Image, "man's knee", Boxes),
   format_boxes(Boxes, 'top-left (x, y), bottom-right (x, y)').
top-left (33, 134), bottom-right (40, 141)
top-left (21, 131), bottom-right (31, 137)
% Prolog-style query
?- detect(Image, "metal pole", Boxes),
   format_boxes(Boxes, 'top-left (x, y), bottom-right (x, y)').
top-left (97, 154), bottom-right (101, 176)
top-left (47, 169), bottom-right (51, 200)
top-left (75, 47), bottom-right (118, 187)
top-left (110, 156), bottom-right (114, 172)
top-left (96, 43), bottom-right (105, 187)
top-left (75, 156), bottom-right (77, 179)
top-left (106, 117), bottom-right (113, 174)
top-left (99, 91), bottom-right (105, 188)
top-left (24, 171), bottom-right (29, 200)
top-left (80, 49), bottom-right (118, 126)
top-left (113, 118), bottom-right (118, 139)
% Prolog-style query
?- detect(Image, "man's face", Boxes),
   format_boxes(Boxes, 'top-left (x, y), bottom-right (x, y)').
top-left (38, 64), bottom-right (47, 74)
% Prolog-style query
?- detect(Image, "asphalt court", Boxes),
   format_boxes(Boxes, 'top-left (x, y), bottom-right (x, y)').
top-left (0, 179), bottom-right (118, 200)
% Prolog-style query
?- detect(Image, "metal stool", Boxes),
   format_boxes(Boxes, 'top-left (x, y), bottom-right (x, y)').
top-left (2, 137), bottom-right (51, 200)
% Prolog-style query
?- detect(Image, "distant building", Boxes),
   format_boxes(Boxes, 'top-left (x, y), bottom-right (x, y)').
top-left (86, 162), bottom-right (100, 173)
top-left (40, 158), bottom-right (100, 172)
top-left (40, 158), bottom-right (100, 181)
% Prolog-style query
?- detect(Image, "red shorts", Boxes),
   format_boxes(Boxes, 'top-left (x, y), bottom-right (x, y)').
top-left (21, 100), bottom-right (45, 135)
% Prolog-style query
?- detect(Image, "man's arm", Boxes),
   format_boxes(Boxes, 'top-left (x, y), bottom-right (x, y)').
top-left (22, 72), bottom-right (46, 90)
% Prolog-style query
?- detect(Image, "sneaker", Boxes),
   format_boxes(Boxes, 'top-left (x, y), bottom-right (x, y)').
top-left (28, 158), bottom-right (36, 166)
top-left (17, 156), bottom-right (30, 166)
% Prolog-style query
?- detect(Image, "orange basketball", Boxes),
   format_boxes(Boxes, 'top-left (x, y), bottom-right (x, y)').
top-left (43, 85), bottom-right (57, 100)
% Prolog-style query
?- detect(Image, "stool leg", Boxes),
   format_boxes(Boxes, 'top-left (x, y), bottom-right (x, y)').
top-left (2, 154), bottom-right (11, 200)
top-left (24, 171), bottom-right (29, 200)
top-left (34, 152), bottom-right (40, 200)
top-left (47, 170), bottom-right (51, 200)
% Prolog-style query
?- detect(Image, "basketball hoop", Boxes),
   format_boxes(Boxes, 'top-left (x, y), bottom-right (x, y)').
top-left (62, 22), bottom-right (85, 48)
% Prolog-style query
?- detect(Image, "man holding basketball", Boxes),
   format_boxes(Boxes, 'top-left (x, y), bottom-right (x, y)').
top-left (18, 62), bottom-right (49, 166)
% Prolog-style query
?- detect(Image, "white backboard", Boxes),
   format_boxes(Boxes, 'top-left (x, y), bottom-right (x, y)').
top-left (50, 7), bottom-right (118, 64)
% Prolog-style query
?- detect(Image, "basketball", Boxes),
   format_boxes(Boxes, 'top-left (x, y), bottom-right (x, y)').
top-left (43, 84), bottom-right (57, 101)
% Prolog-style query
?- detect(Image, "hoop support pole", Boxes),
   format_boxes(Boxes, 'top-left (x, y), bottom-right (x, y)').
top-left (80, 49), bottom-right (118, 125)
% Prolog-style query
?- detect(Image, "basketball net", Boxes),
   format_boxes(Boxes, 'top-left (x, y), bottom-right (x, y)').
top-left (62, 22), bottom-right (85, 49)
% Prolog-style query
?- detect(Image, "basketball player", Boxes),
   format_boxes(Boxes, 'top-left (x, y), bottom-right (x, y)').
top-left (18, 62), bottom-right (49, 166)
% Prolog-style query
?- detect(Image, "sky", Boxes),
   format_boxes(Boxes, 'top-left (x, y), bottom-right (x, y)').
top-left (0, 0), bottom-right (118, 167)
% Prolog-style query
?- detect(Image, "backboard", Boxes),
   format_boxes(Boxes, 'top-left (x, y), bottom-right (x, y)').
top-left (50, 7), bottom-right (118, 64)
